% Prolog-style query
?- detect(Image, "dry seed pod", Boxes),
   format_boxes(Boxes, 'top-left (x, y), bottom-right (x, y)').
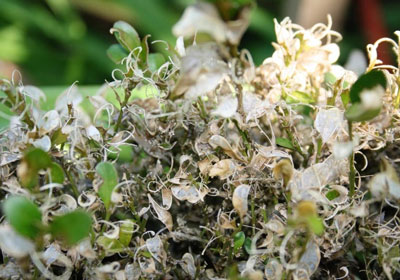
top-left (232, 184), bottom-right (251, 219)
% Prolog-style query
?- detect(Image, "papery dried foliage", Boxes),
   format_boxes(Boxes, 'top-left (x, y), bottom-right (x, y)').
top-left (2, 2), bottom-right (400, 279)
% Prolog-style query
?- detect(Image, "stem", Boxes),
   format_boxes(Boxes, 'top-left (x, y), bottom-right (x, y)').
top-left (197, 97), bottom-right (207, 121)
top-left (348, 120), bottom-right (356, 197)
top-left (114, 88), bottom-right (131, 133)
top-left (63, 164), bottom-right (79, 198)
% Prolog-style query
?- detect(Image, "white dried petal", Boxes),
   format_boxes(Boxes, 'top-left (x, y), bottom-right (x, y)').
top-left (180, 253), bottom-right (196, 278)
top-left (171, 185), bottom-right (207, 203)
top-left (209, 159), bottom-right (236, 179)
top-left (146, 235), bottom-right (165, 264)
top-left (148, 194), bottom-right (173, 231)
top-left (265, 259), bottom-right (283, 280)
top-left (86, 125), bottom-right (102, 142)
top-left (212, 96), bottom-right (238, 118)
top-left (21, 85), bottom-right (46, 103)
top-left (332, 141), bottom-right (354, 160)
top-left (161, 188), bottom-right (173, 209)
top-left (139, 256), bottom-right (156, 274)
top-left (173, 2), bottom-right (226, 42)
top-left (314, 108), bottom-right (343, 143)
top-left (97, 262), bottom-right (121, 273)
top-left (39, 110), bottom-right (61, 133)
top-left (0, 225), bottom-right (35, 258)
top-left (232, 184), bottom-right (251, 218)
top-left (297, 239), bottom-right (320, 277)
top-left (32, 135), bottom-right (51, 152)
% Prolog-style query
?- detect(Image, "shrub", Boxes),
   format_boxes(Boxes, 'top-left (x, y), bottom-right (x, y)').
top-left (1, 2), bottom-right (400, 279)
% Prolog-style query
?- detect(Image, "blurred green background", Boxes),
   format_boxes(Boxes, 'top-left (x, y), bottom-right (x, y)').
top-left (0, 0), bottom-right (399, 86)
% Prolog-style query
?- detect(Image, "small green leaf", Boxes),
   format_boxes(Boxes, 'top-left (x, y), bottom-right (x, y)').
top-left (51, 128), bottom-right (68, 145)
top-left (111, 21), bottom-right (141, 52)
top-left (306, 216), bottom-right (324, 236)
top-left (349, 70), bottom-right (386, 103)
top-left (119, 220), bottom-right (134, 247)
top-left (147, 53), bottom-right (166, 72)
top-left (3, 196), bottom-right (42, 239)
top-left (0, 103), bottom-right (14, 132)
top-left (341, 90), bottom-right (350, 108)
top-left (18, 148), bottom-right (52, 188)
top-left (326, 189), bottom-right (340, 201)
top-left (97, 236), bottom-right (125, 254)
top-left (107, 44), bottom-right (128, 64)
top-left (50, 210), bottom-right (92, 245)
top-left (285, 91), bottom-right (314, 104)
top-left (107, 145), bottom-right (133, 163)
top-left (49, 162), bottom-right (65, 184)
top-left (233, 231), bottom-right (245, 253)
top-left (345, 103), bottom-right (381, 122)
top-left (96, 162), bottom-right (118, 210)
top-left (25, 148), bottom-right (52, 170)
top-left (276, 137), bottom-right (295, 150)
top-left (244, 237), bottom-right (252, 254)
top-left (324, 72), bottom-right (337, 85)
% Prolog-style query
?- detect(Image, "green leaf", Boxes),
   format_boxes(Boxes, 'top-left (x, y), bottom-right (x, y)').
top-left (51, 128), bottom-right (68, 145)
top-left (326, 189), bottom-right (340, 201)
top-left (306, 216), bottom-right (324, 236)
top-left (3, 196), bottom-right (42, 239)
top-left (285, 91), bottom-right (314, 104)
top-left (233, 231), bottom-right (245, 253)
top-left (147, 53), bottom-right (166, 72)
top-left (24, 148), bottom-right (52, 170)
top-left (18, 148), bottom-right (52, 188)
top-left (119, 220), bottom-right (134, 247)
top-left (341, 90), bottom-right (350, 108)
top-left (49, 162), bottom-right (65, 184)
top-left (96, 162), bottom-right (118, 210)
top-left (111, 21), bottom-right (141, 52)
top-left (0, 103), bottom-right (14, 132)
top-left (276, 137), bottom-right (295, 150)
top-left (244, 237), bottom-right (252, 254)
top-left (345, 103), bottom-right (381, 122)
top-left (107, 44), bottom-right (128, 64)
top-left (97, 236), bottom-right (125, 254)
top-left (50, 210), bottom-right (92, 245)
top-left (324, 72), bottom-right (337, 85)
top-left (107, 145), bottom-right (133, 163)
top-left (349, 70), bottom-right (386, 103)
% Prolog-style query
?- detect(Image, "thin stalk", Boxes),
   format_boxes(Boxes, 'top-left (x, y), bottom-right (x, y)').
top-left (348, 120), bottom-right (356, 197)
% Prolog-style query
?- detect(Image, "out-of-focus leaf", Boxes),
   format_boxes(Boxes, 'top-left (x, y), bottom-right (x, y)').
top-left (345, 103), bottom-right (381, 122)
top-left (349, 70), bottom-right (386, 103)
top-left (3, 196), bottom-right (42, 239)
top-left (50, 210), bottom-right (92, 245)
top-left (111, 21), bottom-right (141, 52)
top-left (233, 231), bottom-right (245, 253)
top-left (244, 237), bottom-right (252, 254)
top-left (147, 53), bottom-right (166, 72)
top-left (0, 103), bottom-right (14, 132)
top-left (96, 162), bottom-right (118, 210)
top-left (107, 44), bottom-right (128, 64)
top-left (326, 189), bottom-right (340, 201)
top-left (276, 137), bottom-right (294, 150)
top-left (285, 91), bottom-right (314, 104)
top-left (119, 220), bottom-right (135, 247)
top-left (306, 216), bottom-right (324, 236)
top-left (97, 236), bottom-right (125, 255)
top-left (324, 72), bottom-right (337, 85)
top-left (17, 148), bottom-right (52, 188)
top-left (51, 128), bottom-right (68, 145)
top-left (49, 162), bottom-right (65, 184)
